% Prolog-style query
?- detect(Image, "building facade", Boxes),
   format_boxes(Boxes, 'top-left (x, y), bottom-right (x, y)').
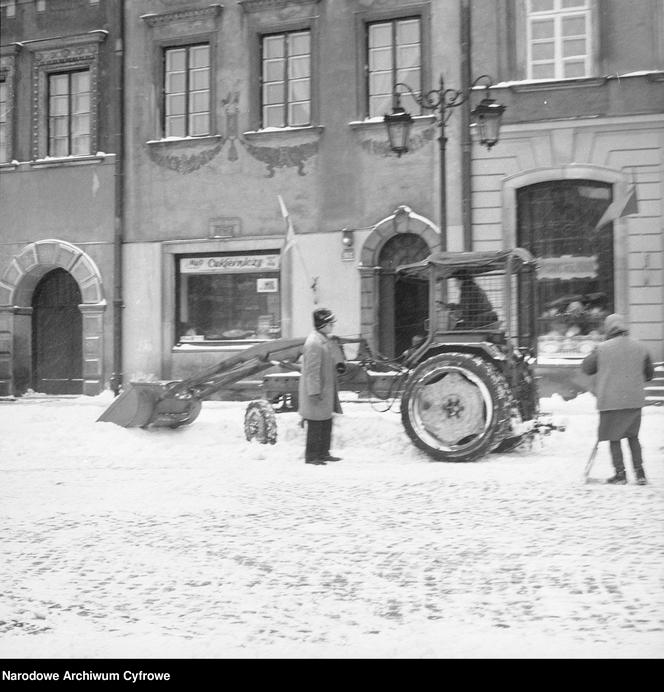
top-left (122, 0), bottom-right (455, 386)
top-left (1, 0), bottom-right (662, 398)
top-left (472, 0), bottom-right (664, 395)
top-left (0, 0), bottom-right (122, 396)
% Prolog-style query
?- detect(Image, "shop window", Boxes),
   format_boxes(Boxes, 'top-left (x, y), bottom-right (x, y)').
top-left (517, 179), bottom-right (614, 360)
top-left (526, 0), bottom-right (592, 79)
top-left (366, 16), bottom-right (422, 118)
top-left (176, 252), bottom-right (282, 344)
top-left (163, 44), bottom-right (211, 138)
top-left (47, 70), bottom-right (91, 157)
top-left (261, 30), bottom-right (311, 128)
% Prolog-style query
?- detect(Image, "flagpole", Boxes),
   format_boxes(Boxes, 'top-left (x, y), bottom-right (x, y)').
top-left (278, 195), bottom-right (294, 338)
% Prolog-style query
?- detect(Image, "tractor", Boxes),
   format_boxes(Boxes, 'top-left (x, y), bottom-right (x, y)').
top-left (99, 248), bottom-right (563, 462)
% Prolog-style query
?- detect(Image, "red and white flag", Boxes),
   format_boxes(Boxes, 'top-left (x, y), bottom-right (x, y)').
top-left (278, 195), bottom-right (297, 253)
top-left (594, 184), bottom-right (638, 231)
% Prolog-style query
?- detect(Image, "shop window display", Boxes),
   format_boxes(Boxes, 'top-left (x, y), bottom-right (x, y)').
top-left (517, 180), bottom-right (614, 360)
top-left (538, 290), bottom-right (609, 358)
top-left (176, 253), bottom-right (281, 344)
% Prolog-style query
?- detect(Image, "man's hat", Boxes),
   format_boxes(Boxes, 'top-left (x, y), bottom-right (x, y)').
top-left (313, 308), bottom-right (336, 329)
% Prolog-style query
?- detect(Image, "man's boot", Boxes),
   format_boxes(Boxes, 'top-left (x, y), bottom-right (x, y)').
top-left (606, 471), bottom-right (627, 485)
top-left (634, 466), bottom-right (648, 485)
top-left (607, 441), bottom-right (626, 484)
top-left (628, 437), bottom-right (647, 485)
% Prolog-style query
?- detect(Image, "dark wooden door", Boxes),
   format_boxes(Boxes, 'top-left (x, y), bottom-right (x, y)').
top-left (32, 268), bottom-right (83, 394)
top-left (378, 233), bottom-right (429, 358)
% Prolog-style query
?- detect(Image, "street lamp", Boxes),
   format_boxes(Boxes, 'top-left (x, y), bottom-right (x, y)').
top-left (384, 74), bottom-right (505, 251)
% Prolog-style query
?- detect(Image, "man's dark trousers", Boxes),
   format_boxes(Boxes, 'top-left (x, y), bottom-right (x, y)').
top-left (305, 419), bottom-right (332, 461)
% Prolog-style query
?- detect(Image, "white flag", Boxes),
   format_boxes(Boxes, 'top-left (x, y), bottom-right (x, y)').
top-left (278, 195), bottom-right (296, 253)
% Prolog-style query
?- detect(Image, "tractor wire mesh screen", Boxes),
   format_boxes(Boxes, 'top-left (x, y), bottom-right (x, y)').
top-left (442, 271), bottom-right (502, 332)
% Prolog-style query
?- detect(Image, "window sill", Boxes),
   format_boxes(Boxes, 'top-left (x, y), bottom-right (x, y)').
top-left (504, 76), bottom-right (608, 93)
top-left (173, 338), bottom-right (280, 352)
top-left (29, 153), bottom-right (112, 168)
top-left (348, 114), bottom-right (435, 130)
top-left (146, 134), bottom-right (223, 147)
top-left (0, 161), bottom-right (19, 172)
top-left (241, 126), bottom-right (323, 144)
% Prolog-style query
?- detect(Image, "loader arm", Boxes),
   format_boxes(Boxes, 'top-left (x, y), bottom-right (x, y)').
top-left (98, 337), bottom-right (306, 428)
top-left (164, 338), bottom-right (306, 399)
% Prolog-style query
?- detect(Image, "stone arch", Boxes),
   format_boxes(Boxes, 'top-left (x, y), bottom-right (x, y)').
top-left (502, 164), bottom-right (628, 247)
top-left (0, 239), bottom-right (107, 396)
top-left (358, 206), bottom-right (439, 349)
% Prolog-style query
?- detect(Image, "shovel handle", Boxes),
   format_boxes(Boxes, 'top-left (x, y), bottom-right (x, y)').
top-left (583, 441), bottom-right (599, 478)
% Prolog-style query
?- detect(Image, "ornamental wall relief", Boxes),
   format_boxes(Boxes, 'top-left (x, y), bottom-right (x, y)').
top-left (148, 88), bottom-right (321, 176)
top-left (241, 137), bottom-right (319, 177)
top-left (359, 124), bottom-right (436, 157)
top-left (147, 139), bottom-right (225, 174)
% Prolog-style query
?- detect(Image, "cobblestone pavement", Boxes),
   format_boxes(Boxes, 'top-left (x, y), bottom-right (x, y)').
top-left (1, 400), bottom-right (663, 658)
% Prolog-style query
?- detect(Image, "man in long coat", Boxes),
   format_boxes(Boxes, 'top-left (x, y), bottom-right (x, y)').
top-left (581, 313), bottom-right (654, 484)
top-left (298, 308), bottom-right (345, 465)
top-left (454, 270), bottom-right (498, 329)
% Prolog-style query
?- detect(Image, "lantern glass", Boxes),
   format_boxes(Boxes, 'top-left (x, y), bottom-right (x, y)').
top-left (471, 98), bottom-right (505, 149)
top-left (384, 108), bottom-right (413, 156)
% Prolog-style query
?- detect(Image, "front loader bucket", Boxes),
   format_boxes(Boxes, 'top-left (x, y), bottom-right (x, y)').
top-left (97, 382), bottom-right (170, 428)
top-left (97, 337), bottom-right (307, 429)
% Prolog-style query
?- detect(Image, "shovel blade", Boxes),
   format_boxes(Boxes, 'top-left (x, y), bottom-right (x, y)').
top-left (97, 383), bottom-right (167, 427)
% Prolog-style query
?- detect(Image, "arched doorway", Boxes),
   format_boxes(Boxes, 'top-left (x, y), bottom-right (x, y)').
top-left (32, 268), bottom-right (83, 394)
top-left (378, 233), bottom-right (430, 358)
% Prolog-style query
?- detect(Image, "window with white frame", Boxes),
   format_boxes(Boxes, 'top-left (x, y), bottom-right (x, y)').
top-left (176, 252), bottom-right (282, 343)
top-left (261, 30), bottom-right (311, 128)
top-left (367, 17), bottom-right (421, 118)
top-left (47, 70), bottom-right (91, 157)
top-left (527, 0), bottom-right (592, 80)
top-left (0, 80), bottom-right (7, 162)
top-left (163, 43), bottom-right (211, 138)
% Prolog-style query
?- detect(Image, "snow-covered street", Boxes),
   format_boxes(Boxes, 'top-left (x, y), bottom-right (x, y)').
top-left (1, 391), bottom-right (663, 658)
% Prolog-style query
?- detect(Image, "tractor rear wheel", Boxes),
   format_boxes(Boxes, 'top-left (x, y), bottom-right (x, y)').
top-left (401, 352), bottom-right (511, 462)
top-left (244, 400), bottom-right (278, 445)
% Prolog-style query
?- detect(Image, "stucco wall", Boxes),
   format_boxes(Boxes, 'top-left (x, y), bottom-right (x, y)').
top-left (0, 158), bottom-right (117, 393)
top-left (122, 242), bottom-right (164, 381)
top-left (471, 0), bottom-right (664, 83)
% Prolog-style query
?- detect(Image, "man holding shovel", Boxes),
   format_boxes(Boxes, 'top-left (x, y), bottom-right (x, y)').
top-left (581, 313), bottom-right (654, 485)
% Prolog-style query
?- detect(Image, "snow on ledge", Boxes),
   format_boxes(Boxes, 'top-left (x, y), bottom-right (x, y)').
top-left (490, 70), bottom-right (664, 89)
top-left (29, 153), bottom-right (113, 167)
top-left (146, 135), bottom-right (222, 145)
top-left (348, 114), bottom-right (435, 128)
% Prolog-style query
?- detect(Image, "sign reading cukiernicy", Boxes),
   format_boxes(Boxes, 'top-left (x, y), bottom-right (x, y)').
top-left (180, 254), bottom-right (281, 274)
top-left (537, 255), bottom-right (597, 280)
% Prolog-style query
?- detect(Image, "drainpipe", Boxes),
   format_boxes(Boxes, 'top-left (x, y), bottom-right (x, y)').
top-left (460, 0), bottom-right (472, 251)
top-left (110, 0), bottom-right (125, 396)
